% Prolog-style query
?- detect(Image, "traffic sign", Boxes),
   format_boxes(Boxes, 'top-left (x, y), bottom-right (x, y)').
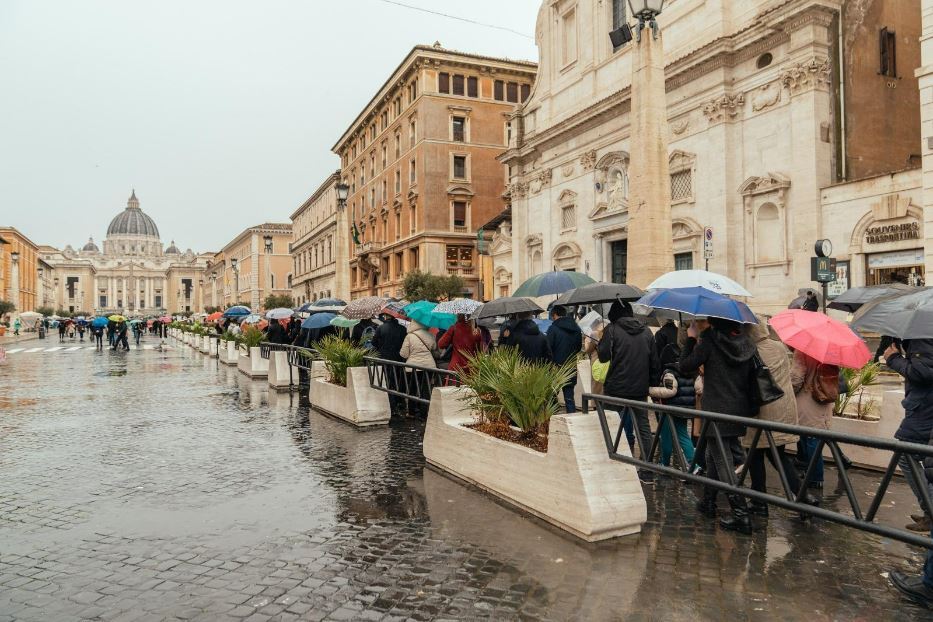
top-left (703, 227), bottom-right (713, 259)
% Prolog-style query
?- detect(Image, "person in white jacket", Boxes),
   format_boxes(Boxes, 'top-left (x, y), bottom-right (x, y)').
top-left (400, 321), bottom-right (438, 417)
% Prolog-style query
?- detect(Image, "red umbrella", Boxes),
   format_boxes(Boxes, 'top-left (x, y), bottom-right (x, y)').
top-left (769, 310), bottom-right (870, 369)
top-left (207, 311), bottom-right (223, 322)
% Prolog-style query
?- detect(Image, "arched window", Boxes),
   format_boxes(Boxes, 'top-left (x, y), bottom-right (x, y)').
top-left (756, 203), bottom-right (781, 262)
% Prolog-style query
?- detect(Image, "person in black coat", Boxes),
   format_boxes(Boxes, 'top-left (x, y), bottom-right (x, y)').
top-left (547, 305), bottom-right (583, 412)
top-left (597, 301), bottom-right (660, 480)
top-left (266, 320), bottom-right (289, 345)
top-left (679, 317), bottom-right (757, 534)
top-left (654, 319), bottom-right (679, 365)
top-left (372, 315), bottom-right (408, 418)
top-left (885, 338), bottom-right (933, 531)
top-left (509, 312), bottom-right (551, 364)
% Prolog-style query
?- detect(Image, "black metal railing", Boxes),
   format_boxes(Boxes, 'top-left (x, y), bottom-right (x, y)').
top-left (285, 344), bottom-right (319, 373)
top-left (364, 357), bottom-right (459, 404)
top-left (259, 341), bottom-right (291, 359)
top-left (585, 393), bottom-right (933, 550)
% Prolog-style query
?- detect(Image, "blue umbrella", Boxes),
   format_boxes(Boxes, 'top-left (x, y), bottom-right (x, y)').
top-left (223, 305), bottom-right (251, 318)
top-left (91, 316), bottom-right (109, 328)
top-left (403, 301), bottom-right (456, 330)
top-left (636, 287), bottom-right (759, 324)
top-left (513, 271), bottom-right (596, 298)
top-left (301, 312), bottom-right (337, 329)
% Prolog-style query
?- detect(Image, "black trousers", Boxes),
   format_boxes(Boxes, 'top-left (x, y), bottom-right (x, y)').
top-left (747, 444), bottom-right (802, 497)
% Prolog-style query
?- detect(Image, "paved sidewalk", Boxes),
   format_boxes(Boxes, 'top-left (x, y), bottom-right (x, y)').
top-left (0, 331), bottom-right (40, 346)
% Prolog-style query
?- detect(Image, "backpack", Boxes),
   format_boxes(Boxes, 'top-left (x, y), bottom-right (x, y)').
top-left (806, 363), bottom-right (839, 404)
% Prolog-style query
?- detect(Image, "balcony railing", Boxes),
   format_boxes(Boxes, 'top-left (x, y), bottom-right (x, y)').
top-left (357, 241), bottom-right (383, 254)
top-left (447, 266), bottom-right (475, 277)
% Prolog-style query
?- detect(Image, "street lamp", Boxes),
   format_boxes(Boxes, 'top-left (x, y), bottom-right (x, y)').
top-left (263, 235), bottom-right (273, 254)
top-left (628, 0), bottom-right (665, 40)
top-left (10, 251), bottom-right (19, 263)
top-left (336, 181), bottom-right (350, 209)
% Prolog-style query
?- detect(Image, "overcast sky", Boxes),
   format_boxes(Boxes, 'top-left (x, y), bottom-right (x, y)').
top-left (0, 0), bottom-right (540, 253)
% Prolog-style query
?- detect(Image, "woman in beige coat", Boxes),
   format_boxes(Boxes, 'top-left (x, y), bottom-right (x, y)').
top-left (743, 318), bottom-right (817, 514)
top-left (792, 349), bottom-right (839, 491)
top-left (400, 321), bottom-right (438, 417)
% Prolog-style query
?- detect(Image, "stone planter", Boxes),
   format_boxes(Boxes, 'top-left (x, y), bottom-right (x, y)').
top-left (219, 340), bottom-right (238, 366)
top-left (825, 389), bottom-right (904, 471)
top-left (268, 350), bottom-right (293, 391)
top-left (199, 335), bottom-right (211, 354)
top-left (424, 387), bottom-right (647, 542)
top-left (238, 346), bottom-right (269, 378)
top-left (207, 337), bottom-right (219, 358)
top-left (308, 361), bottom-right (390, 426)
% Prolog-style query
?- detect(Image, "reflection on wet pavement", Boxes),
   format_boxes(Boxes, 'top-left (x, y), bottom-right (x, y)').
top-left (0, 345), bottom-right (930, 620)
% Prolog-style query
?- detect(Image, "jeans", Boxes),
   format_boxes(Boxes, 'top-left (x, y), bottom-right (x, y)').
top-left (657, 414), bottom-right (695, 467)
top-left (705, 436), bottom-right (742, 493)
top-left (799, 436), bottom-right (824, 484)
top-left (621, 404), bottom-right (653, 461)
top-left (561, 376), bottom-right (578, 414)
top-left (898, 453), bottom-right (933, 516)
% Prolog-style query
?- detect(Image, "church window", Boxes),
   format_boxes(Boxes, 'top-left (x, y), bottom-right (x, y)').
top-left (671, 170), bottom-right (692, 201)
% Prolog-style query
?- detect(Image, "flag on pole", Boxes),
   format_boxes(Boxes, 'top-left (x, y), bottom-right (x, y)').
top-left (351, 223), bottom-right (361, 245)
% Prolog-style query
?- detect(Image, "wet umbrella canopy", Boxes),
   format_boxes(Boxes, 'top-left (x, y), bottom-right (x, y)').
top-left (302, 313), bottom-right (337, 329)
top-left (404, 301), bottom-right (456, 330)
top-left (646, 270), bottom-right (753, 297)
top-left (513, 270), bottom-right (596, 298)
top-left (770, 310), bottom-right (870, 369)
top-left (851, 288), bottom-right (933, 339)
top-left (827, 283), bottom-right (916, 313)
top-left (554, 282), bottom-right (644, 306)
top-left (474, 297), bottom-right (544, 320)
top-left (433, 298), bottom-right (482, 316)
top-left (341, 297), bottom-right (389, 320)
top-left (223, 306), bottom-right (251, 318)
top-left (636, 287), bottom-right (758, 324)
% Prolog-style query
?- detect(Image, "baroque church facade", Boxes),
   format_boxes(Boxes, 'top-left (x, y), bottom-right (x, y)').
top-left (41, 191), bottom-right (210, 314)
top-left (491, 0), bottom-right (925, 313)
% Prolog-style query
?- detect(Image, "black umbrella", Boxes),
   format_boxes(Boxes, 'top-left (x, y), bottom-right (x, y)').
top-left (554, 282), bottom-right (644, 306)
top-left (827, 283), bottom-right (916, 313)
top-left (474, 297), bottom-right (544, 320)
top-left (851, 288), bottom-right (933, 339)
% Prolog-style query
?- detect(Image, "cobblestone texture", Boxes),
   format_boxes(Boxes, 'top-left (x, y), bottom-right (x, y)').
top-left (0, 344), bottom-right (930, 620)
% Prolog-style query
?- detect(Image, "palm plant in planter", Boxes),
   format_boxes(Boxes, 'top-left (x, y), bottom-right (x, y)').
top-left (314, 335), bottom-right (366, 387)
top-left (238, 326), bottom-right (264, 352)
top-left (220, 329), bottom-right (237, 342)
top-left (458, 347), bottom-right (576, 443)
top-left (835, 361), bottom-right (881, 421)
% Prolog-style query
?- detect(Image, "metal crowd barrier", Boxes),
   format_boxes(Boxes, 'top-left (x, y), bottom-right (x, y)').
top-left (363, 357), bottom-right (459, 405)
top-left (585, 393), bottom-right (933, 550)
top-left (284, 344), bottom-right (319, 374)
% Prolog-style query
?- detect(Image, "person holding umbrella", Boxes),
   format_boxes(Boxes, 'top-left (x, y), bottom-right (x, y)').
top-left (679, 316), bottom-right (758, 534)
top-left (546, 305), bottom-right (583, 413)
top-left (437, 314), bottom-right (482, 374)
top-left (400, 319), bottom-right (439, 418)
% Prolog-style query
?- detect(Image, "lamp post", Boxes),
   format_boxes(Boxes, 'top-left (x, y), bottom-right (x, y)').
top-left (336, 182), bottom-right (349, 210)
top-left (263, 235), bottom-right (273, 309)
top-left (9, 250), bottom-right (20, 313)
top-left (231, 258), bottom-right (239, 307)
top-left (613, 0), bottom-right (674, 288)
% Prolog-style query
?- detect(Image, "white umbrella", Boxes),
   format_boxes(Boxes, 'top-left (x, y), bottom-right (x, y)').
top-left (433, 298), bottom-right (483, 315)
top-left (265, 307), bottom-right (294, 320)
top-left (646, 270), bottom-right (753, 297)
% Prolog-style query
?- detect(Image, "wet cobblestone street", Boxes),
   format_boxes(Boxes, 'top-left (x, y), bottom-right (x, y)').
top-left (1, 344), bottom-right (932, 621)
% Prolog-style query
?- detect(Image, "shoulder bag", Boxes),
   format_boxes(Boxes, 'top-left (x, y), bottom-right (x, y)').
top-left (751, 352), bottom-right (784, 407)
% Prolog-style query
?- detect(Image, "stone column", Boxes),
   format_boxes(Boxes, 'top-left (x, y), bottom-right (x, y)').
top-left (626, 27), bottom-right (674, 288)
top-left (921, 0), bottom-right (933, 275)
top-left (10, 254), bottom-right (20, 311)
top-left (592, 234), bottom-right (605, 281)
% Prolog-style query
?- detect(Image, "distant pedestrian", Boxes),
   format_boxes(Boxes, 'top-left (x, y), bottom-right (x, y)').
top-left (114, 321), bottom-right (130, 351)
top-left (802, 290), bottom-right (820, 312)
top-left (132, 322), bottom-right (142, 347)
top-left (12, 317), bottom-right (21, 336)
top-left (58, 321), bottom-right (66, 343)
top-left (546, 305), bottom-right (582, 413)
top-left (92, 325), bottom-right (104, 351)
top-left (266, 319), bottom-right (289, 345)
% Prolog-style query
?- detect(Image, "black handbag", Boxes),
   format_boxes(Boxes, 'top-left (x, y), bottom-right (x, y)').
top-left (751, 353), bottom-right (785, 407)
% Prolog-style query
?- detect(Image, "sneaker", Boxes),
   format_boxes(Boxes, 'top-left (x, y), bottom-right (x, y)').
top-left (889, 571), bottom-right (933, 609)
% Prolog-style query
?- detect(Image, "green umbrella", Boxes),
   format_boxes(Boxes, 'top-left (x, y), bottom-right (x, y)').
top-left (513, 270), bottom-right (596, 298)
top-left (330, 316), bottom-right (360, 328)
top-left (404, 301), bottom-right (456, 330)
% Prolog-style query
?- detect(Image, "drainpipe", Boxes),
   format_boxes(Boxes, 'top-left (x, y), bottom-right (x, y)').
top-left (838, 6), bottom-right (848, 181)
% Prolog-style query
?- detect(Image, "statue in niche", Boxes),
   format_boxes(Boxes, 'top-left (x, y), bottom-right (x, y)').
top-left (608, 167), bottom-right (628, 210)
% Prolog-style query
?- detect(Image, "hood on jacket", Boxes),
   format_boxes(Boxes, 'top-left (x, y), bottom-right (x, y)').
top-left (407, 321), bottom-right (427, 334)
top-left (614, 316), bottom-right (647, 336)
top-left (747, 315), bottom-right (779, 343)
top-left (551, 315), bottom-right (581, 334)
top-left (513, 318), bottom-right (541, 336)
top-left (708, 327), bottom-right (757, 364)
top-left (906, 339), bottom-right (933, 357)
top-left (608, 301), bottom-right (633, 323)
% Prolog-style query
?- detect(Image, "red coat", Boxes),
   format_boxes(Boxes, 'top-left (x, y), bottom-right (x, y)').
top-left (438, 320), bottom-right (482, 372)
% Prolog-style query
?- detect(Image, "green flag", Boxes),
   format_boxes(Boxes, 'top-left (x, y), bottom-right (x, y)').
top-left (351, 223), bottom-right (361, 245)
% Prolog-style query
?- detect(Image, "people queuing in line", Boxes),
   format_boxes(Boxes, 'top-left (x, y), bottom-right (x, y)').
top-left (437, 314), bottom-right (482, 375)
top-left (400, 319), bottom-right (438, 419)
top-left (547, 305), bottom-right (583, 413)
top-left (372, 313), bottom-right (408, 418)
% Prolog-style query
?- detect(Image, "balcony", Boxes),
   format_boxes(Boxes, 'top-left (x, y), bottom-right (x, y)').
top-left (447, 266), bottom-right (475, 277)
top-left (358, 241), bottom-right (383, 254)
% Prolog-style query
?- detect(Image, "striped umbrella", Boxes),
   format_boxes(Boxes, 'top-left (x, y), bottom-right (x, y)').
top-left (433, 298), bottom-right (482, 316)
top-left (341, 296), bottom-right (389, 320)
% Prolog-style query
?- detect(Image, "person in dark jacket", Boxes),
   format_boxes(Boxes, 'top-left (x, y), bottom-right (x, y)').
top-left (547, 306), bottom-right (583, 413)
top-left (372, 315), bottom-right (408, 417)
top-left (266, 320), bottom-right (289, 345)
top-left (885, 338), bottom-right (933, 532)
top-left (654, 319), bottom-right (679, 365)
top-left (801, 290), bottom-right (820, 312)
top-left (597, 301), bottom-right (660, 481)
top-left (351, 318), bottom-right (377, 349)
top-left (679, 317), bottom-right (758, 534)
top-left (509, 312), bottom-right (550, 364)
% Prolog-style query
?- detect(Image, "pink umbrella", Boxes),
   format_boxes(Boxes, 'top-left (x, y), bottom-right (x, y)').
top-left (769, 310), bottom-right (870, 369)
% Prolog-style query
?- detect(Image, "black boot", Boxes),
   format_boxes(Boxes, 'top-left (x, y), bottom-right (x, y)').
top-left (696, 487), bottom-right (717, 518)
top-left (719, 495), bottom-right (753, 535)
top-left (749, 501), bottom-right (769, 517)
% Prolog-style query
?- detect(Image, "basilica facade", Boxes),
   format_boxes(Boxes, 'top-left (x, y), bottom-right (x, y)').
top-left (41, 191), bottom-right (210, 315)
